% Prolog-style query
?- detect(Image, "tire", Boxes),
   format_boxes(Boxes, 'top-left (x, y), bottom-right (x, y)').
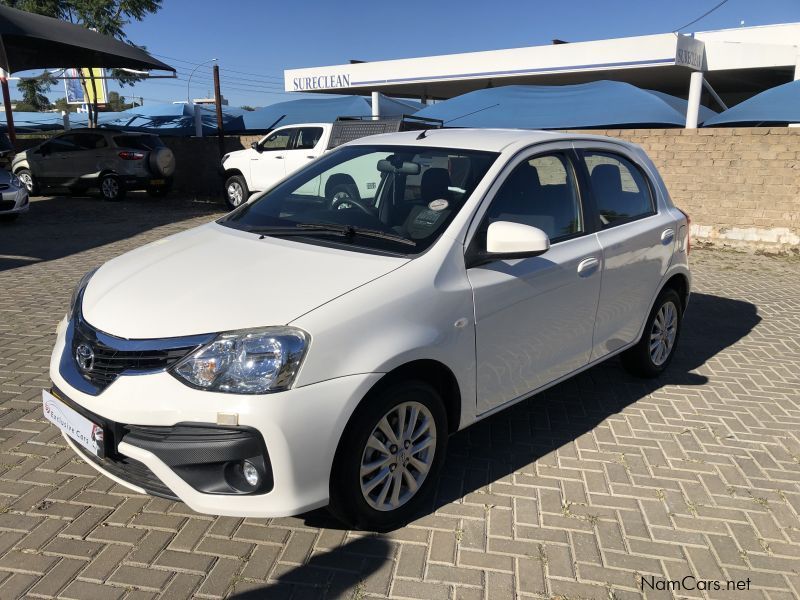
top-left (16, 168), bottom-right (39, 196)
top-left (329, 380), bottom-right (448, 531)
top-left (621, 288), bottom-right (683, 378)
top-left (224, 174), bottom-right (249, 210)
top-left (99, 174), bottom-right (125, 201)
top-left (147, 180), bottom-right (172, 198)
top-left (0, 213), bottom-right (19, 222)
top-left (327, 183), bottom-right (359, 209)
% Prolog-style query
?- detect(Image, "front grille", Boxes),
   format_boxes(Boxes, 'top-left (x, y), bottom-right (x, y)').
top-left (71, 318), bottom-right (198, 389)
top-left (74, 442), bottom-right (178, 500)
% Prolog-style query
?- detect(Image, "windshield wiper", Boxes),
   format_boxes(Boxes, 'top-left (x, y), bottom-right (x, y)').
top-left (251, 223), bottom-right (417, 247)
top-left (251, 224), bottom-right (348, 239)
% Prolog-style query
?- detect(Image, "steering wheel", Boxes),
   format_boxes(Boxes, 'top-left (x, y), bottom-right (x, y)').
top-left (331, 194), bottom-right (374, 215)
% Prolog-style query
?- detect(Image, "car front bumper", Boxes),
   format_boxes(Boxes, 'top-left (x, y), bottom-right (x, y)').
top-left (49, 317), bottom-right (381, 517)
top-left (0, 187), bottom-right (29, 214)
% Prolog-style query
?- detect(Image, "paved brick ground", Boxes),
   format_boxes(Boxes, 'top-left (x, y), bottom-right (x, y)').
top-left (1, 195), bottom-right (799, 600)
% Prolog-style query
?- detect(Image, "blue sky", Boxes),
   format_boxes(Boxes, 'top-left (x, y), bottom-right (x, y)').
top-left (39, 0), bottom-right (800, 108)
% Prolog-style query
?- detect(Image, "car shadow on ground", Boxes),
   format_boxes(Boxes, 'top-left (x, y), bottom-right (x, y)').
top-left (0, 195), bottom-right (225, 273)
top-left (234, 292), bottom-right (759, 597)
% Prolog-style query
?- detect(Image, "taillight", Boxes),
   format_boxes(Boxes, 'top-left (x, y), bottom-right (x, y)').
top-left (118, 151), bottom-right (145, 160)
top-left (679, 209), bottom-right (691, 254)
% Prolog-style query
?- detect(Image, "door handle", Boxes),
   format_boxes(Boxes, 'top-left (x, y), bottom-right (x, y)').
top-left (577, 257), bottom-right (599, 276)
top-left (306, 155), bottom-right (315, 159)
top-left (661, 228), bottom-right (675, 243)
top-left (275, 156), bottom-right (284, 160)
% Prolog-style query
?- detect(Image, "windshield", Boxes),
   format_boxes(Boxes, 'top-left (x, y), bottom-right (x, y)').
top-left (221, 145), bottom-right (498, 254)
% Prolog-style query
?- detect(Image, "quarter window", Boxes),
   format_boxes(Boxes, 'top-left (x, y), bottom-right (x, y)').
top-left (482, 153), bottom-right (583, 242)
top-left (583, 152), bottom-right (655, 227)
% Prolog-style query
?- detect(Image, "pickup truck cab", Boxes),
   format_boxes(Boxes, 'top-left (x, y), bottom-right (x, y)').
top-left (221, 117), bottom-right (439, 209)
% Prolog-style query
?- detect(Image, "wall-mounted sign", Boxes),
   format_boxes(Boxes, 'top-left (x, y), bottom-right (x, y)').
top-left (292, 73), bottom-right (351, 91)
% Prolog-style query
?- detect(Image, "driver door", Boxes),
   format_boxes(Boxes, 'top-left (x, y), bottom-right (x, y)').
top-left (466, 148), bottom-right (603, 414)
top-left (250, 127), bottom-right (295, 191)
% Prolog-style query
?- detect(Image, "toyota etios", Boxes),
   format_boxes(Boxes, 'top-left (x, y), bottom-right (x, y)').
top-left (45, 129), bottom-right (690, 530)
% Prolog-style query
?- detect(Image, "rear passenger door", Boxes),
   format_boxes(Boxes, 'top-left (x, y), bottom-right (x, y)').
top-left (466, 148), bottom-right (603, 414)
top-left (572, 143), bottom-right (676, 361)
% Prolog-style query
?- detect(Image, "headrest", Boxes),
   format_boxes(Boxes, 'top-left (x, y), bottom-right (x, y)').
top-left (421, 168), bottom-right (450, 201)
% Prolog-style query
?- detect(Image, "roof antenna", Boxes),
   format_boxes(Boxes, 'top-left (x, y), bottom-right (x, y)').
top-left (442, 103), bottom-right (500, 127)
top-left (416, 128), bottom-right (428, 139)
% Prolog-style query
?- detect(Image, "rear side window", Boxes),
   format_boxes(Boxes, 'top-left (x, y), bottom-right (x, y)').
top-left (583, 152), bottom-right (655, 227)
top-left (114, 135), bottom-right (164, 151)
top-left (294, 127), bottom-right (323, 150)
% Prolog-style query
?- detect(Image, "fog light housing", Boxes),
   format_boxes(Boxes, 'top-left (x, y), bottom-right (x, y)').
top-left (242, 460), bottom-right (260, 487)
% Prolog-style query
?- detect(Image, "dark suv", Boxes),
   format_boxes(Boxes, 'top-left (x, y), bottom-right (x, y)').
top-left (12, 129), bottom-right (176, 200)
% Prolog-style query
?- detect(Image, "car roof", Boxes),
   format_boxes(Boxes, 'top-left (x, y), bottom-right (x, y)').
top-left (344, 128), bottom-right (631, 153)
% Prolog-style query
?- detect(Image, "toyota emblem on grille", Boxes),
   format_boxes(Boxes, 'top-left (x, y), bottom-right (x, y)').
top-left (75, 343), bottom-right (95, 371)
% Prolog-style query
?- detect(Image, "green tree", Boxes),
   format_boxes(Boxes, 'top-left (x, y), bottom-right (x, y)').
top-left (241, 105), bottom-right (256, 112)
top-left (0, 0), bottom-right (163, 124)
top-left (16, 71), bottom-right (55, 110)
top-left (52, 97), bottom-right (78, 113)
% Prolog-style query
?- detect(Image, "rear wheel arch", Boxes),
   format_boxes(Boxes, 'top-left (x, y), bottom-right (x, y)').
top-left (661, 273), bottom-right (690, 311)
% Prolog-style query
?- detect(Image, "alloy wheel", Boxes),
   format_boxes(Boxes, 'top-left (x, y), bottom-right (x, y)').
top-left (102, 177), bottom-right (119, 199)
top-left (227, 182), bottom-right (243, 206)
top-left (18, 172), bottom-right (33, 192)
top-left (650, 300), bottom-right (678, 366)
top-left (360, 401), bottom-right (436, 512)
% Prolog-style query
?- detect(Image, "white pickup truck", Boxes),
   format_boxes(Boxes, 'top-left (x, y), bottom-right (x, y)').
top-left (220, 117), bottom-right (439, 209)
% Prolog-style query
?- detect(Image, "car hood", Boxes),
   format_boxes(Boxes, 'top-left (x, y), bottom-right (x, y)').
top-left (81, 222), bottom-right (409, 339)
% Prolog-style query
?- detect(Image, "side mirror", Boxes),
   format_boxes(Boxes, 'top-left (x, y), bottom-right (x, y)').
top-left (250, 141), bottom-right (261, 152)
top-left (466, 221), bottom-right (550, 267)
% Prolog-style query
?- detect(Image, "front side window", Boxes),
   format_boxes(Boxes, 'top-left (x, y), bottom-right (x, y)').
top-left (294, 127), bottom-right (323, 150)
top-left (480, 152), bottom-right (583, 243)
top-left (48, 135), bottom-right (81, 153)
top-left (222, 145), bottom-right (498, 255)
top-left (260, 128), bottom-right (294, 151)
top-left (73, 133), bottom-right (107, 150)
top-left (583, 152), bottom-right (655, 227)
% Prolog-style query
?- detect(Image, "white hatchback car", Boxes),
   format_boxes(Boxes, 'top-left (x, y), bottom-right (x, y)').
top-left (46, 129), bottom-right (690, 530)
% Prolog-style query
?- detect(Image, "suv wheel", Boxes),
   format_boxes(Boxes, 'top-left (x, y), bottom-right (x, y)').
top-left (225, 174), bottom-right (248, 210)
top-left (16, 169), bottom-right (39, 196)
top-left (100, 174), bottom-right (125, 201)
top-left (622, 288), bottom-right (683, 378)
top-left (329, 380), bottom-right (447, 531)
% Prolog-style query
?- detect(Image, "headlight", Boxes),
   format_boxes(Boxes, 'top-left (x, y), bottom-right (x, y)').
top-left (69, 268), bottom-right (99, 316)
top-left (221, 153), bottom-right (230, 164)
top-left (10, 174), bottom-right (20, 188)
top-left (172, 327), bottom-right (309, 394)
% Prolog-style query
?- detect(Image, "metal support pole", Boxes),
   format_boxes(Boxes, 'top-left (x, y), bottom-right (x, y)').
top-left (62, 111), bottom-right (70, 130)
top-left (371, 91), bottom-right (380, 118)
top-left (193, 103), bottom-right (202, 137)
top-left (213, 64), bottom-right (225, 156)
top-left (701, 79), bottom-right (727, 111)
top-left (685, 71), bottom-right (704, 129)
top-left (1, 69), bottom-right (16, 148)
